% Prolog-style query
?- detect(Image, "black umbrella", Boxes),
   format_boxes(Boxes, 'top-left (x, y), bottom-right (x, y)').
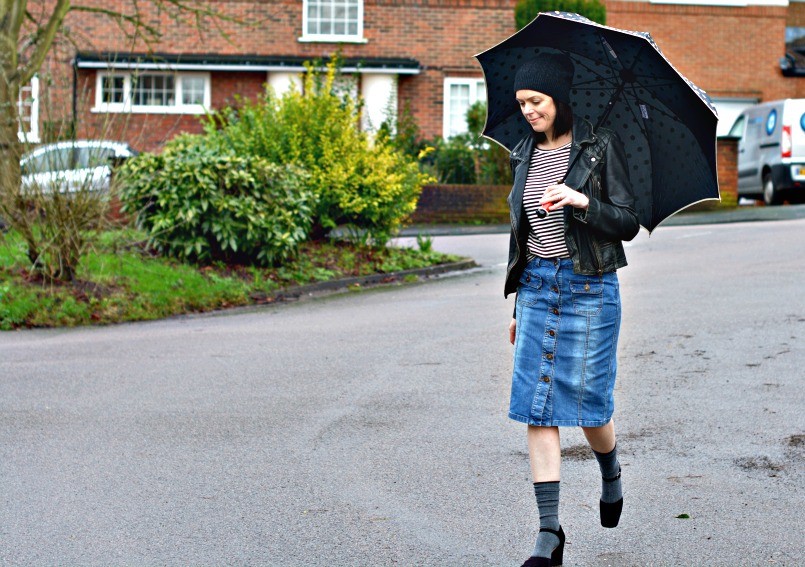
top-left (474, 11), bottom-right (720, 232)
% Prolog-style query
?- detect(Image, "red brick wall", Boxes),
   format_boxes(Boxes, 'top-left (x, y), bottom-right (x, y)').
top-left (788, 1), bottom-right (805, 27)
top-left (606, 1), bottom-right (794, 102)
top-left (32, 1), bottom-right (804, 157)
top-left (56, 0), bottom-right (517, 148)
top-left (411, 184), bottom-right (510, 223)
top-left (716, 137), bottom-right (738, 206)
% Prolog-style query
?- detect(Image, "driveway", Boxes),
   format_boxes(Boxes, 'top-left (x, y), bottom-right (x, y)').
top-left (1, 218), bottom-right (803, 566)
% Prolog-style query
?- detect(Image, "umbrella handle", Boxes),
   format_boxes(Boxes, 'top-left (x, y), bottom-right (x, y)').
top-left (536, 178), bottom-right (564, 218)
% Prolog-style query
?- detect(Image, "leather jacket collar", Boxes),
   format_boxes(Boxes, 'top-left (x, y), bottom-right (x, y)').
top-left (505, 116), bottom-right (640, 298)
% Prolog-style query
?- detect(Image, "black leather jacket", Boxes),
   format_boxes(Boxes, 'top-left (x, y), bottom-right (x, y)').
top-left (505, 116), bottom-right (640, 298)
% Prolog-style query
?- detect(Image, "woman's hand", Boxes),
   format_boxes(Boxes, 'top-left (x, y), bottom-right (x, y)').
top-left (540, 183), bottom-right (589, 211)
top-left (509, 318), bottom-right (517, 345)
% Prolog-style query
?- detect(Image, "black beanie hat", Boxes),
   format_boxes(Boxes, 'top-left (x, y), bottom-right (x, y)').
top-left (513, 53), bottom-right (575, 105)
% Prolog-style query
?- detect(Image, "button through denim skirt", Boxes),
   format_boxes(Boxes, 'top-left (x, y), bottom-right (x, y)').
top-left (510, 257), bottom-right (622, 427)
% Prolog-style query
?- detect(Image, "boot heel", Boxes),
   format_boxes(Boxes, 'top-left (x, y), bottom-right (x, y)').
top-left (600, 467), bottom-right (623, 528)
top-left (600, 497), bottom-right (623, 528)
top-left (550, 531), bottom-right (564, 565)
top-left (547, 525), bottom-right (565, 566)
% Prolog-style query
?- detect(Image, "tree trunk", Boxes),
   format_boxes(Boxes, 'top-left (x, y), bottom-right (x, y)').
top-left (0, 61), bottom-right (39, 266)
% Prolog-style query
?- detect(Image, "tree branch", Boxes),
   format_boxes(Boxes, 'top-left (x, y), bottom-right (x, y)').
top-left (0, 0), bottom-right (26, 75)
top-left (69, 5), bottom-right (162, 44)
top-left (20, 0), bottom-right (70, 85)
top-left (71, 1), bottom-right (238, 47)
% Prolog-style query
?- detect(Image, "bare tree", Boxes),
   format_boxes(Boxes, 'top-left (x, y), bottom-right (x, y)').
top-left (0, 1), bottom-right (240, 280)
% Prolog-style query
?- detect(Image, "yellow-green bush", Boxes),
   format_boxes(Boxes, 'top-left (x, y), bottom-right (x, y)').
top-left (204, 61), bottom-right (430, 244)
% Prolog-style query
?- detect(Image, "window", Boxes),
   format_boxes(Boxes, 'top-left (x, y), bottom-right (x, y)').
top-left (711, 98), bottom-right (756, 137)
top-left (22, 147), bottom-right (75, 175)
top-left (101, 75), bottom-right (126, 104)
top-left (132, 74), bottom-right (175, 106)
top-left (76, 147), bottom-right (117, 169)
top-left (181, 76), bottom-right (206, 105)
top-left (443, 78), bottom-right (486, 138)
top-left (302, 0), bottom-right (364, 42)
top-left (728, 115), bottom-right (745, 138)
top-left (94, 71), bottom-right (210, 114)
top-left (17, 77), bottom-right (40, 143)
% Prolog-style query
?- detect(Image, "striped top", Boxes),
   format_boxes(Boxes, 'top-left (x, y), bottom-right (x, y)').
top-left (523, 142), bottom-right (571, 259)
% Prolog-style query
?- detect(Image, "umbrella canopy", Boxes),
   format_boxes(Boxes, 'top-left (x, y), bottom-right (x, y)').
top-left (475, 11), bottom-right (720, 232)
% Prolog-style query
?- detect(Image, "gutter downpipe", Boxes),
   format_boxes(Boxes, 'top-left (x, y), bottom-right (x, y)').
top-left (72, 56), bottom-right (78, 139)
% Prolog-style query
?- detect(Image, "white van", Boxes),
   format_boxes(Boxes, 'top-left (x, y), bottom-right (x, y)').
top-left (728, 99), bottom-right (805, 205)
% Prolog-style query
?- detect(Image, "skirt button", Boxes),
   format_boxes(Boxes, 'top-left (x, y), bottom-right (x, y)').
top-left (552, 308), bottom-right (559, 315)
top-left (541, 376), bottom-right (551, 383)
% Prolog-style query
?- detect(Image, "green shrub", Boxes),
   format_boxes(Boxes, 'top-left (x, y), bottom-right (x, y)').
top-left (428, 135), bottom-right (477, 184)
top-left (515, 0), bottom-right (606, 29)
top-left (118, 136), bottom-right (313, 266)
top-left (378, 101), bottom-right (430, 162)
top-left (466, 101), bottom-right (513, 185)
top-left (203, 60), bottom-right (430, 244)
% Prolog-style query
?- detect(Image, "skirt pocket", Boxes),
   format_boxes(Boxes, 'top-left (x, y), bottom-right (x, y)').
top-left (517, 272), bottom-right (543, 307)
top-left (570, 279), bottom-right (603, 316)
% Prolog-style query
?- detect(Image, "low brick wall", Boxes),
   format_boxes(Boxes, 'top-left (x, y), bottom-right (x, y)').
top-left (412, 139), bottom-right (740, 223)
top-left (716, 137), bottom-right (739, 206)
top-left (687, 137), bottom-right (739, 211)
top-left (411, 184), bottom-right (511, 224)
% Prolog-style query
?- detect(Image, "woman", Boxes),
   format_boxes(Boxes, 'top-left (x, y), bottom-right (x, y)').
top-left (505, 53), bottom-right (640, 567)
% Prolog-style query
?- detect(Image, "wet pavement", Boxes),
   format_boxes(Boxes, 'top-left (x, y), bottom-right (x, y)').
top-left (1, 215), bottom-right (804, 566)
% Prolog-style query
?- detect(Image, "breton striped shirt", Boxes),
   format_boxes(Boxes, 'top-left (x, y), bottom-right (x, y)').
top-left (523, 142), bottom-right (571, 259)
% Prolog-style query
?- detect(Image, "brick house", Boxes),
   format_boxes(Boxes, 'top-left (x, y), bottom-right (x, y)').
top-left (16, 0), bottom-right (805, 150)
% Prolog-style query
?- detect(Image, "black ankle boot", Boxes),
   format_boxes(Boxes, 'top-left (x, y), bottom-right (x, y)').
top-left (520, 526), bottom-right (565, 567)
top-left (600, 468), bottom-right (623, 528)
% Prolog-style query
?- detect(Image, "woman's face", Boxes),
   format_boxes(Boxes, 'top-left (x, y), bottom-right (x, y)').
top-left (516, 89), bottom-right (557, 136)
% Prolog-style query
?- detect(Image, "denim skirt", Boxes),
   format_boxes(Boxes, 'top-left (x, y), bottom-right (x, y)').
top-left (510, 257), bottom-right (622, 427)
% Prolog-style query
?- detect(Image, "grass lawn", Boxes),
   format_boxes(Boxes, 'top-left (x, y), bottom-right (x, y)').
top-left (0, 229), bottom-right (464, 330)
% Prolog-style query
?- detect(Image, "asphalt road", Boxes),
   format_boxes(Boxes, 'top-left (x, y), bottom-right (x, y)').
top-left (1, 218), bottom-right (804, 566)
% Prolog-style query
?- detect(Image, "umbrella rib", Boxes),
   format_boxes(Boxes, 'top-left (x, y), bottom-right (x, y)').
top-left (631, 80), bottom-right (688, 90)
top-left (572, 79), bottom-right (620, 89)
top-left (623, 93), bottom-right (685, 124)
top-left (570, 61), bottom-right (620, 88)
top-left (620, 86), bottom-right (650, 140)
top-left (597, 34), bottom-right (623, 78)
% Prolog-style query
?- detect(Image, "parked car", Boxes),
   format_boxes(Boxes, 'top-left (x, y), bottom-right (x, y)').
top-left (20, 140), bottom-right (138, 194)
top-left (728, 99), bottom-right (805, 205)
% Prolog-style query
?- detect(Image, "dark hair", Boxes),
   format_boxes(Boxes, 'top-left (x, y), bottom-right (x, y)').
top-left (533, 100), bottom-right (573, 144)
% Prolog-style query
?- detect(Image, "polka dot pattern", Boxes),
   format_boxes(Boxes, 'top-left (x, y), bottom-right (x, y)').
top-left (475, 11), bottom-right (719, 231)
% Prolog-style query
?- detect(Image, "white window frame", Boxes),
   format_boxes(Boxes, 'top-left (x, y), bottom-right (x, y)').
top-left (93, 71), bottom-right (211, 114)
top-left (443, 78), bottom-right (486, 139)
top-left (17, 76), bottom-right (40, 143)
top-left (300, 0), bottom-right (367, 44)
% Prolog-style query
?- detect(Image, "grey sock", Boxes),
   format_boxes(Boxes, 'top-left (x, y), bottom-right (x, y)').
top-left (532, 481), bottom-right (560, 558)
top-left (593, 444), bottom-right (622, 504)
